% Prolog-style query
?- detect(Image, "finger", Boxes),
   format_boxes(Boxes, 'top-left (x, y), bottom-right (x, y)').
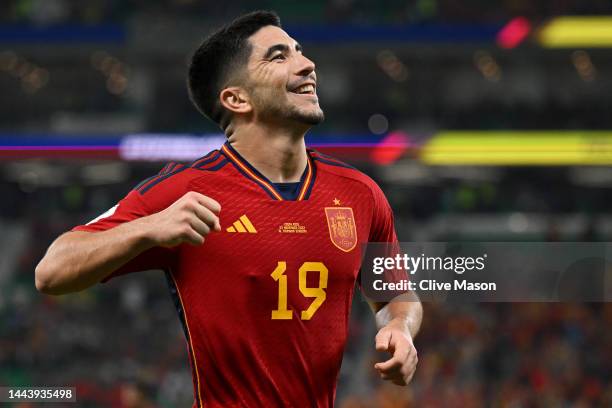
top-left (187, 214), bottom-right (211, 237)
top-left (400, 356), bottom-right (418, 383)
top-left (401, 368), bottom-right (415, 385)
top-left (397, 368), bottom-right (415, 385)
top-left (390, 343), bottom-right (410, 363)
top-left (191, 204), bottom-right (221, 231)
top-left (376, 342), bottom-right (411, 373)
top-left (375, 356), bottom-right (403, 373)
top-left (192, 203), bottom-right (219, 229)
top-left (404, 369), bottom-right (416, 384)
top-left (375, 330), bottom-right (392, 352)
top-left (400, 359), bottom-right (416, 378)
top-left (183, 227), bottom-right (205, 246)
top-left (192, 193), bottom-right (221, 215)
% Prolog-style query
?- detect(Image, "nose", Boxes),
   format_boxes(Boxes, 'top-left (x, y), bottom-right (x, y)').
top-left (296, 53), bottom-right (316, 77)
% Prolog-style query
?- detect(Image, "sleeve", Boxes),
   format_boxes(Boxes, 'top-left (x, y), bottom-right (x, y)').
top-left (368, 182), bottom-right (398, 244)
top-left (360, 181), bottom-right (407, 301)
top-left (71, 172), bottom-right (181, 283)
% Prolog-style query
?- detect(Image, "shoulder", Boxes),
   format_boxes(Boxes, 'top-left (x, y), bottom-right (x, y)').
top-left (309, 149), bottom-right (385, 199)
top-left (131, 149), bottom-right (229, 210)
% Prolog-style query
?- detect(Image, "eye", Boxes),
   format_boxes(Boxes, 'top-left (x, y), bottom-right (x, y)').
top-left (271, 54), bottom-right (285, 61)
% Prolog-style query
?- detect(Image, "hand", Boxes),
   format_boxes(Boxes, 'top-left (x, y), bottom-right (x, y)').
top-left (139, 191), bottom-right (221, 247)
top-left (374, 322), bottom-right (418, 386)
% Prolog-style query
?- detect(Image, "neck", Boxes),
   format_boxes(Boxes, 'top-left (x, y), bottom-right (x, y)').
top-left (227, 122), bottom-right (309, 183)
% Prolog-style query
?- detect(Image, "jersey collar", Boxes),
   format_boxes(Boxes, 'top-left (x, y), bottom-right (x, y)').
top-left (221, 142), bottom-right (316, 201)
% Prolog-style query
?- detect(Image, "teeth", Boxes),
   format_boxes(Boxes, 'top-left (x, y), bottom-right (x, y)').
top-left (295, 84), bottom-right (314, 94)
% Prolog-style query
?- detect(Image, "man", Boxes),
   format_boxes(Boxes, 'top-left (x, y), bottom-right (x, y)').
top-left (35, 11), bottom-right (422, 407)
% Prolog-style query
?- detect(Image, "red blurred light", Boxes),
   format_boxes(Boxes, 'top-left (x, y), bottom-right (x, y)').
top-left (497, 17), bottom-right (531, 49)
top-left (371, 131), bottom-right (410, 165)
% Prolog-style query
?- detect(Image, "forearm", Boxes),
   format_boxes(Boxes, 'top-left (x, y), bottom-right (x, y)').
top-left (374, 292), bottom-right (422, 338)
top-left (35, 219), bottom-right (154, 295)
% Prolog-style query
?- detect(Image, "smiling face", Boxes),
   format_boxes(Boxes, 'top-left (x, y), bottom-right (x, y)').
top-left (242, 25), bottom-right (324, 126)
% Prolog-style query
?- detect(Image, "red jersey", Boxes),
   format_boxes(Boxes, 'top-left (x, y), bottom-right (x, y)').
top-left (73, 142), bottom-right (398, 408)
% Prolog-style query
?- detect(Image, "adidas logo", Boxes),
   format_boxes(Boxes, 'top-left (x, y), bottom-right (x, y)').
top-left (226, 215), bottom-right (257, 233)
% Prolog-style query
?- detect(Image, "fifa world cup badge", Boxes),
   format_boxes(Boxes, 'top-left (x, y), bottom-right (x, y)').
top-left (324, 207), bottom-right (357, 252)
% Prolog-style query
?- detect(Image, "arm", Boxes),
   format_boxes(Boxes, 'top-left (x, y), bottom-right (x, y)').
top-left (35, 191), bottom-right (221, 295)
top-left (364, 178), bottom-right (421, 384)
top-left (36, 224), bottom-right (155, 295)
top-left (369, 292), bottom-right (422, 386)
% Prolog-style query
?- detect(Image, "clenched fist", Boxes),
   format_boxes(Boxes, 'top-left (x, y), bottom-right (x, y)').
top-left (138, 191), bottom-right (221, 247)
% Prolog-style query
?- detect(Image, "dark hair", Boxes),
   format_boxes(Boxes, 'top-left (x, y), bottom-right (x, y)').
top-left (187, 10), bottom-right (281, 129)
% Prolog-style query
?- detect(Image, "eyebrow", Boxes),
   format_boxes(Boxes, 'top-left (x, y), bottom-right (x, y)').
top-left (262, 42), bottom-right (302, 59)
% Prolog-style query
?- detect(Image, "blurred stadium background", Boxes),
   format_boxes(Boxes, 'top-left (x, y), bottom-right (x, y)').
top-left (1, 1), bottom-right (611, 407)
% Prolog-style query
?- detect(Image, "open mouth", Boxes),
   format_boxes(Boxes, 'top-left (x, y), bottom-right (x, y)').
top-left (289, 84), bottom-right (316, 95)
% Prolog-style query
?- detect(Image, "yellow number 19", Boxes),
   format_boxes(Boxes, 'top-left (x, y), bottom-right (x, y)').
top-left (270, 261), bottom-right (328, 320)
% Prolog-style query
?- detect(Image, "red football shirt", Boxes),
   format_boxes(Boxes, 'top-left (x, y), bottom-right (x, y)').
top-left (73, 142), bottom-right (398, 407)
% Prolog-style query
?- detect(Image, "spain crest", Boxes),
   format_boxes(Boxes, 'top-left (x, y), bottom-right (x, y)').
top-left (325, 207), bottom-right (357, 252)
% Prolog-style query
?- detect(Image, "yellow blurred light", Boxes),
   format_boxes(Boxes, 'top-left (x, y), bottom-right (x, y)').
top-left (539, 16), bottom-right (612, 48)
top-left (421, 131), bottom-right (612, 165)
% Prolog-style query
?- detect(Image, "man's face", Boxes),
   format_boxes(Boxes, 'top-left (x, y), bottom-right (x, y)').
top-left (242, 25), bottom-right (324, 126)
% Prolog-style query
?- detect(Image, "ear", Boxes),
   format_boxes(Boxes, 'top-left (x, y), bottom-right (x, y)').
top-left (219, 87), bottom-right (252, 114)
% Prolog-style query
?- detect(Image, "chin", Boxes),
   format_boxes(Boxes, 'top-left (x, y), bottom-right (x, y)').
top-left (291, 107), bottom-right (325, 126)
top-left (302, 114), bottom-right (325, 125)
